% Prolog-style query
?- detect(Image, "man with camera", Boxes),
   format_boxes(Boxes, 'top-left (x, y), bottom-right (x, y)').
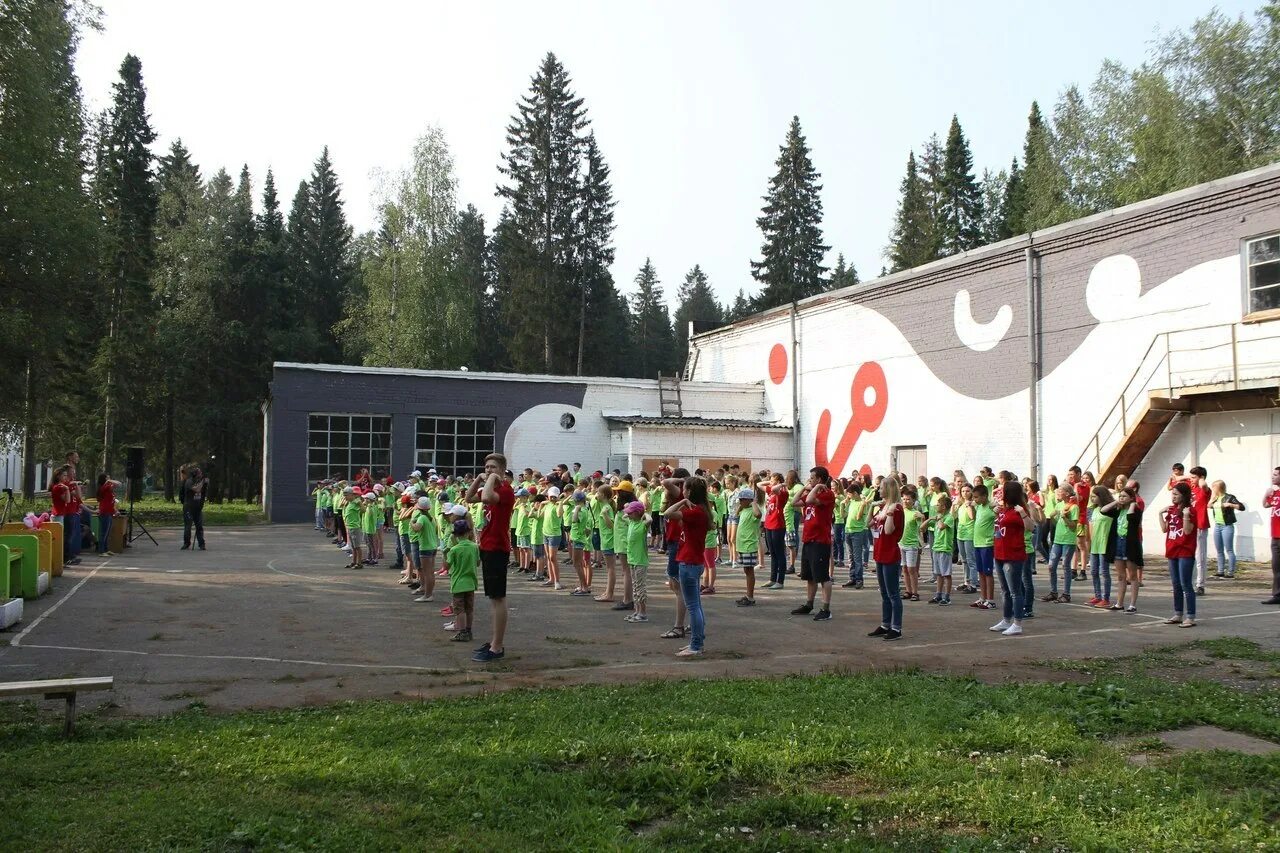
top-left (182, 465), bottom-right (209, 551)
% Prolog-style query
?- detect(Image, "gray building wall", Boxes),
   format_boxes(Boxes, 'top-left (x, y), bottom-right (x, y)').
top-left (266, 367), bottom-right (585, 522)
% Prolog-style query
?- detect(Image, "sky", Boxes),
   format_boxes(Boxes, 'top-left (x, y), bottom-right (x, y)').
top-left (74, 0), bottom-right (1262, 309)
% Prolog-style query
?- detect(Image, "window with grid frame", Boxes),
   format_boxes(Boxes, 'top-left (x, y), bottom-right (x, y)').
top-left (1246, 233), bottom-right (1280, 315)
top-left (415, 416), bottom-right (495, 477)
top-left (307, 413), bottom-right (391, 491)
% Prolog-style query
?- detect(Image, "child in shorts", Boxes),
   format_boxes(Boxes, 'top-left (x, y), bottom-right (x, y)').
top-left (971, 484), bottom-right (997, 609)
top-left (342, 487), bottom-right (364, 568)
top-left (926, 494), bottom-right (955, 605)
top-left (734, 486), bottom-right (762, 606)
top-left (446, 518), bottom-right (479, 642)
top-left (900, 490), bottom-right (924, 602)
top-left (361, 492), bottom-right (380, 565)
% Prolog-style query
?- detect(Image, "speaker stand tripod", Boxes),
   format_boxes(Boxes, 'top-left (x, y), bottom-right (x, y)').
top-left (126, 493), bottom-right (157, 547)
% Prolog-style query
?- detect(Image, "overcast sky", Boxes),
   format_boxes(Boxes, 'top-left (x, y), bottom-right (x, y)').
top-left (75, 0), bottom-right (1259, 308)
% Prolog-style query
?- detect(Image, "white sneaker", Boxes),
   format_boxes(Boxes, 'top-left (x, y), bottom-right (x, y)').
top-left (1180, 618), bottom-right (1196, 628)
top-left (989, 619), bottom-right (1011, 632)
top-left (442, 621), bottom-right (456, 631)
top-left (631, 613), bottom-right (649, 622)
top-left (1002, 624), bottom-right (1023, 636)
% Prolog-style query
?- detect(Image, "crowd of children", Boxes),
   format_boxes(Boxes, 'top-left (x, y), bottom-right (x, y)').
top-left (309, 459), bottom-right (1278, 660)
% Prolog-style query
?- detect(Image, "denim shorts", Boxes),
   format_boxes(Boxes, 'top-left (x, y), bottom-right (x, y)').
top-left (517, 536), bottom-right (530, 548)
top-left (533, 543), bottom-right (545, 558)
top-left (547, 535), bottom-right (563, 549)
top-left (602, 548), bottom-right (614, 556)
top-left (785, 531), bottom-right (798, 548)
top-left (1114, 537), bottom-right (1128, 560)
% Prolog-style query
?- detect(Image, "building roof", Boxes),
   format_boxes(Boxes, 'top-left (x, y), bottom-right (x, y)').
top-left (607, 415), bottom-right (791, 431)
top-left (272, 361), bottom-right (760, 392)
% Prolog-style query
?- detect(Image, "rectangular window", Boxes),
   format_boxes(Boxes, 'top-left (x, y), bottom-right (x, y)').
top-left (416, 416), bottom-right (495, 477)
top-left (1245, 233), bottom-right (1280, 316)
top-left (307, 413), bottom-right (391, 491)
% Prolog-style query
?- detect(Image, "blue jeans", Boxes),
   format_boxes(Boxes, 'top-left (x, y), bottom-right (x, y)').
top-left (666, 540), bottom-right (679, 580)
top-left (848, 530), bottom-right (868, 582)
top-left (960, 539), bottom-right (977, 587)
top-left (1048, 543), bottom-right (1076, 595)
top-left (678, 562), bottom-right (705, 651)
top-left (996, 559), bottom-right (1025, 622)
top-left (833, 523), bottom-right (845, 563)
top-left (1213, 524), bottom-right (1236, 577)
top-left (1169, 556), bottom-right (1196, 618)
top-left (1090, 552), bottom-right (1111, 601)
top-left (97, 514), bottom-right (113, 554)
top-left (766, 527), bottom-right (786, 584)
top-left (1021, 556), bottom-right (1035, 616)
top-left (65, 511), bottom-right (82, 560)
top-left (876, 562), bottom-right (902, 631)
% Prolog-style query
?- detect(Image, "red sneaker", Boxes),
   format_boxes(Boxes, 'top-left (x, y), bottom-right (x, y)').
top-left (440, 605), bottom-right (454, 616)
top-left (1094, 599), bottom-right (1111, 609)
top-left (1087, 597), bottom-right (1102, 606)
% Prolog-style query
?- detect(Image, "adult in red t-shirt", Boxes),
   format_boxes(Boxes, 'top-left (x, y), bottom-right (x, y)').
top-left (868, 478), bottom-right (905, 639)
top-left (664, 476), bottom-right (711, 656)
top-left (1264, 467), bottom-right (1280, 605)
top-left (762, 474), bottom-right (788, 590)
top-left (96, 474), bottom-right (121, 556)
top-left (1161, 482), bottom-right (1198, 624)
top-left (991, 481), bottom-right (1032, 635)
top-left (794, 467), bottom-right (836, 619)
top-left (468, 454), bottom-right (516, 662)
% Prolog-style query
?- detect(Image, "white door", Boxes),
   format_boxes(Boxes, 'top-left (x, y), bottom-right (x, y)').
top-left (894, 446), bottom-right (927, 484)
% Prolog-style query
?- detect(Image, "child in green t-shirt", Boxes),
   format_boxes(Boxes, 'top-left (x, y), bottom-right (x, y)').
top-left (446, 518), bottom-right (479, 643)
top-left (972, 484), bottom-right (997, 608)
top-left (702, 486), bottom-right (724, 594)
top-left (361, 494), bottom-right (380, 565)
top-left (623, 500), bottom-right (650, 623)
top-left (341, 488), bottom-right (364, 569)
top-left (925, 494), bottom-right (956, 605)
top-left (900, 491), bottom-right (925, 602)
top-left (734, 487), bottom-right (762, 606)
top-left (595, 485), bottom-right (622, 604)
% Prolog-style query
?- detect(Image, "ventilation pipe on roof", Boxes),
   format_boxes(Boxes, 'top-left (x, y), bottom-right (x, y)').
top-left (1026, 242), bottom-right (1041, 481)
top-left (791, 301), bottom-right (800, 469)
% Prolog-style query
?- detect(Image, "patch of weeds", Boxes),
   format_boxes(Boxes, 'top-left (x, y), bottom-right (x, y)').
top-left (1195, 637), bottom-right (1280, 664)
top-left (273, 674), bottom-right (305, 684)
top-left (146, 632), bottom-right (165, 642)
top-left (545, 635), bottom-right (591, 645)
top-left (160, 691), bottom-right (197, 701)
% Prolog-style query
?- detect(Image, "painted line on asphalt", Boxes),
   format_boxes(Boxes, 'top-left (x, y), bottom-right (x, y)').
top-left (14, 642), bottom-right (468, 674)
top-left (11, 556), bottom-right (112, 648)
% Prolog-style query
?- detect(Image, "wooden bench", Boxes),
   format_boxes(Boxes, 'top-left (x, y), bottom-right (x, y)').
top-left (0, 677), bottom-right (114, 736)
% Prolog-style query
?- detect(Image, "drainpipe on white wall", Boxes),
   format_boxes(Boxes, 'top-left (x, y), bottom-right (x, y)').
top-left (790, 301), bottom-right (800, 470)
top-left (1026, 243), bottom-right (1041, 481)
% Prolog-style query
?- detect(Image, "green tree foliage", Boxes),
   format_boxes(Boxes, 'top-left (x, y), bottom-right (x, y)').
top-left (673, 265), bottom-right (722, 366)
top-left (94, 53), bottom-right (158, 471)
top-left (574, 133), bottom-right (623, 376)
top-left (498, 52), bottom-right (587, 373)
top-left (937, 116), bottom-right (984, 254)
top-left (750, 116), bottom-right (829, 309)
top-left (828, 253), bottom-right (860, 290)
top-left (888, 152), bottom-right (935, 272)
top-left (0, 0), bottom-right (100, 495)
top-left (629, 259), bottom-right (676, 380)
top-left (725, 289), bottom-right (753, 323)
top-left (289, 147), bottom-right (354, 364)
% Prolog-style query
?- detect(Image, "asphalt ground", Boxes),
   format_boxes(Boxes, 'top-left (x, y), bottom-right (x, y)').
top-left (1, 524), bottom-right (1276, 717)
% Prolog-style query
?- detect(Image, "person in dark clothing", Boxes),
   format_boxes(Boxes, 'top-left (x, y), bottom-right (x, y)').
top-left (182, 467), bottom-right (209, 550)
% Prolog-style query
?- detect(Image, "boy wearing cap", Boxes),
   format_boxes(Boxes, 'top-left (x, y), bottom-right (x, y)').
top-left (623, 500), bottom-right (649, 622)
top-left (541, 489), bottom-right (564, 589)
top-left (361, 492), bottom-right (380, 566)
top-left (342, 488), bottom-right (365, 569)
top-left (614, 481), bottom-right (635, 609)
top-left (446, 518), bottom-right (479, 642)
top-left (409, 496), bottom-right (437, 600)
top-left (530, 494), bottom-right (550, 585)
top-left (735, 486), bottom-right (763, 606)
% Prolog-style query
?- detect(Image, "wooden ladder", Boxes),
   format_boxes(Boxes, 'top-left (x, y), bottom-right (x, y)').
top-left (658, 374), bottom-right (683, 418)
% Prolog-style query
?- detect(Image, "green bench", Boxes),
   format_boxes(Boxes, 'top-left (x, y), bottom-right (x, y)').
top-left (0, 533), bottom-right (43, 600)
top-left (0, 677), bottom-right (115, 736)
top-left (0, 544), bottom-right (24, 628)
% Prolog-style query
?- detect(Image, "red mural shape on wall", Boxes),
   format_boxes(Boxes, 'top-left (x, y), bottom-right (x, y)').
top-left (815, 362), bottom-right (888, 477)
top-left (768, 343), bottom-right (788, 384)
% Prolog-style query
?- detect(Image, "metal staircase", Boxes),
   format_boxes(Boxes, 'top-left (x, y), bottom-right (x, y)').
top-left (658, 373), bottom-right (683, 418)
top-left (1074, 321), bottom-right (1280, 480)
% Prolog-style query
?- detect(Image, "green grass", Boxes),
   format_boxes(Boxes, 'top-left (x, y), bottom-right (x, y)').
top-left (7, 495), bottom-right (263, 527)
top-left (0, 644), bottom-right (1277, 851)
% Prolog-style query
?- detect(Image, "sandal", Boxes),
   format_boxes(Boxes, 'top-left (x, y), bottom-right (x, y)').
top-left (660, 627), bottom-right (687, 639)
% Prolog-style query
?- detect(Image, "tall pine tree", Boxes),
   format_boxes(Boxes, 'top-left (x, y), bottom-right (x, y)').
top-left (673, 265), bottom-right (722, 367)
top-left (629, 259), bottom-right (675, 380)
top-left (750, 116), bottom-right (829, 309)
top-left (94, 53), bottom-right (158, 471)
top-left (937, 115), bottom-right (984, 255)
top-left (1018, 101), bottom-right (1067, 232)
top-left (288, 147), bottom-right (354, 363)
top-left (498, 52), bottom-right (587, 373)
top-left (887, 151), bottom-right (935, 272)
top-left (574, 132), bottom-right (621, 375)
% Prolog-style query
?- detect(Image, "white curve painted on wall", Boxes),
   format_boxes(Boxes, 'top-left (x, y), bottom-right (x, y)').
top-left (953, 289), bottom-right (1013, 352)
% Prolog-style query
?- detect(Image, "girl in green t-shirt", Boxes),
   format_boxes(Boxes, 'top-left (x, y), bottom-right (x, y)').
top-left (972, 486), bottom-right (997, 608)
top-left (900, 490), bottom-right (925, 602)
top-left (623, 501), bottom-right (650, 622)
top-left (733, 486), bottom-right (763, 606)
top-left (1044, 487), bottom-right (1080, 602)
top-left (594, 485), bottom-right (621, 604)
top-left (925, 493), bottom-right (956, 604)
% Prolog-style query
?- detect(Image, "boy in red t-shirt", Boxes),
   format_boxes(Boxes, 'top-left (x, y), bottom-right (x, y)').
top-left (1263, 467), bottom-right (1280, 605)
top-left (790, 467), bottom-right (836, 621)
